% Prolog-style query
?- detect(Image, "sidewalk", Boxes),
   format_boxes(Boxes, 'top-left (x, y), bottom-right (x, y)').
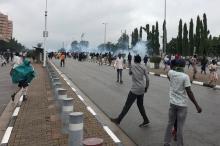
top-left (6, 64), bottom-right (116, 146)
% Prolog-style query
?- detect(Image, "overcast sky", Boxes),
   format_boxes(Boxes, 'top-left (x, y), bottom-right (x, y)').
top-left (0, 0), bottom-right (220, 51)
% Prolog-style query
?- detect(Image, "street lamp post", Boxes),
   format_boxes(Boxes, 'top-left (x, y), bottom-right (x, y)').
top-left (102, 22), bottom-right (107, 51)
top-left (163, 0), bottom-right (167, 54)
top-left (43, 0), bottom-right (48, 67)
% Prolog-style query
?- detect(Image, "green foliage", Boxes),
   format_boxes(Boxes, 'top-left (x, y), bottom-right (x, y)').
top-left (195, 15), bottom-right (201, 55)
top-left (189, 19), bottom-right (194, 55)
top-left (150, 56), bottom-right (161, 63)
top-left (0, 38), bottom-right (25, 53)
top-left (167, 38), bottom-right (177, 54)
top-left (139, 27), bottom-right (142, 40)
top-left (117, 32), bottom-right (129, 50)
top-left (163, 20), bottom-right (167, 53)
top-left (177, 19), bottom-right (183, 55)
top-left (155, 21), bottom-right (160, 55)
top-left (183, 23), bottom-right (189, 56)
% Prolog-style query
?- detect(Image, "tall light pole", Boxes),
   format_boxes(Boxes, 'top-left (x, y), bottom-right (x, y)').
top-left (163, 0), bottom-right (167, 54)
top-left (43, 0), bottom-right (48, 67)
top-left (102, 22), bottom-right (107, 50)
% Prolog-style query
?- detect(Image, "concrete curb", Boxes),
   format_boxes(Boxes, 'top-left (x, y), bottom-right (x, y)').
top-left (148, 71), bottom-right (220, 89)
top-left (49, 61), bottom-right (123, 146)
top-left (0, 95), bottom-right (23, 146)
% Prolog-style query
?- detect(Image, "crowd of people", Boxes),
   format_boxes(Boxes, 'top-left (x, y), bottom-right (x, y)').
top-left (163, 54), bottom-right (219, 87)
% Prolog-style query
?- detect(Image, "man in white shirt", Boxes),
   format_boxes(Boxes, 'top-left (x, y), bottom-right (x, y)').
top-left (114, 54), bottom-right (124, 84)
top-left (164, 59), bottom-right (202, 146)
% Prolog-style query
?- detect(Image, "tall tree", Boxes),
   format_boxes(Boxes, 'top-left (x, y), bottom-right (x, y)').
top-left (117, 32), bottom-right (129, 50)
top-left (183, 23), bottom-right (189, 56)
top-left (177, 19), bottom-right (183, 54)
top-left (167, 38), bottom-right (177, 54)
top-left (139, 27), bottom-right (142, 41)
top-left (133, 28), bottom-right (139, 46)
top-left (199, 20), bottom-right (204, 55)
top-left (155, 21), bottom-right (160, 55)
top-left (163, 20), bottom-right (167, 54)
top-left (131, 32), bottom-right (135, 47)
top-left (202, 13), bottom-right (209, 55)
top-left (146, 24), bottom-right (150, 40)
top-left (151, 25), bottom-right (156, 55)
top-left (189, 19), bottom-right (194, 55)
top-left (195, 15), bottom-right (201, 55)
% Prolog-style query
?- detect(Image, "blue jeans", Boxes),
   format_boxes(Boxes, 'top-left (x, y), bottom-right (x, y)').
top-left (164, 104), bottom-right (187, 146)
top-left (117, 69), bottom-right (123, 82)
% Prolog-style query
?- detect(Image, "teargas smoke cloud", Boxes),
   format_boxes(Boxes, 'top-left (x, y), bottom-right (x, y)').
top-left (67, 41), bottom-right (151, 59)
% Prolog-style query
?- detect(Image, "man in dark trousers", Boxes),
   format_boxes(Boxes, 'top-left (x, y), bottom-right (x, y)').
top-left (127, 52), bottom-right (132, 68)
top-left (111, 54), bottom-right (150, 127)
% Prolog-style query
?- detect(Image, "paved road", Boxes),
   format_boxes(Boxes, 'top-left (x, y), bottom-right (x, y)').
top-left (53, 59), bottom-right (220, 146)
top-left (0, 65), bottom-right (16, 115)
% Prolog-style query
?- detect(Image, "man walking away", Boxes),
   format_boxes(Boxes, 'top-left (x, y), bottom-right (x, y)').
top-left (108, 52), bottom-right (112, 66)
top-left (191, 55), bottom-right (197, 79)
top-left (60, 52), bottom-right (65, 67)
top-left (143, 55), bottom-right (148, 66)
top-left (114, 54), bottom-right (124, 84)
top-left (164, 59), bottom-right (202, 146)
top-left (201, 56), bottom-right (208, 74)
top-left (111, 55), bottom-right (150, 127)
top-left (127, 52), bottom-right (132, 68)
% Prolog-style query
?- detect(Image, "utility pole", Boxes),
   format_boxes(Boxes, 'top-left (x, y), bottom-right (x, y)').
top-left (102, 22), bottom-right (107, 50)
top-left (43, 0), bottom-right (48, 67)
top-left (163, 0), bottom-right (167, 54)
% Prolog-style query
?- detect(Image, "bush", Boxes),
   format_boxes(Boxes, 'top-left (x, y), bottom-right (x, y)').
top-left (150, 56), bottom-right (161, 63)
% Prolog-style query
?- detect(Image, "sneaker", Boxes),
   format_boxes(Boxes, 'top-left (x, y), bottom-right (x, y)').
top-left (139, 121), bottom-right (150, 127)
top-left (120, 81), bottom-right (123, 84)
top-left (110, 118), bottom-right (120, 125)
top-left (23, 95), bottom-right (27, 101)
top-left (172, 128), bottom-right (177, 141)
top-left (11, 93), bottom-right (15, 101)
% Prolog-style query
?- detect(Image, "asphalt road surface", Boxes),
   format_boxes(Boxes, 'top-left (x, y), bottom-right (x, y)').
top-left (53, 58), bottom-right (220, 146)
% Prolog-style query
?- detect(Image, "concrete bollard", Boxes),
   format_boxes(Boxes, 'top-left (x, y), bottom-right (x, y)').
top-left (57, 88), bottom-right (67, 111)
top-left (53, 82), bottom-right (62, 98)
top-left (82, 138), bottom-right (103, 146)
top-left (68, 112), bottom-right (83, 146)
top-left (52, 77), bottom-right (59, 84)
top-left (61, 97), bottom-right (74, 134)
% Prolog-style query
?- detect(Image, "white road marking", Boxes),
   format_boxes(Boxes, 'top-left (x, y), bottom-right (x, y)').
top-left (103, 126), bottom-right (121, 143)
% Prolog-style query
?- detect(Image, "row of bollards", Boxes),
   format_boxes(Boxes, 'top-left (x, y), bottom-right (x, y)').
top-left (46, 63), bottom-right (103, 146)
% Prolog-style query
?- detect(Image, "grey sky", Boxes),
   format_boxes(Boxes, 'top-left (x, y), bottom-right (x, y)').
top-left (0, 0), bottom-right (220, 51)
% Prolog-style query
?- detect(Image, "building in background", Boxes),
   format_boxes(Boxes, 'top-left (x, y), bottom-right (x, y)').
top-left (0, 12), bottom-right (13, 42)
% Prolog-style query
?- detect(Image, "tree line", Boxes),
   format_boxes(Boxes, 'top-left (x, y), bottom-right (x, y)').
top-left (0, 38), bottom-right (25, 53)
top-left (70, 13), bottom-right (220, 57)
top-left (167, 13), bottom-right (220, 57)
